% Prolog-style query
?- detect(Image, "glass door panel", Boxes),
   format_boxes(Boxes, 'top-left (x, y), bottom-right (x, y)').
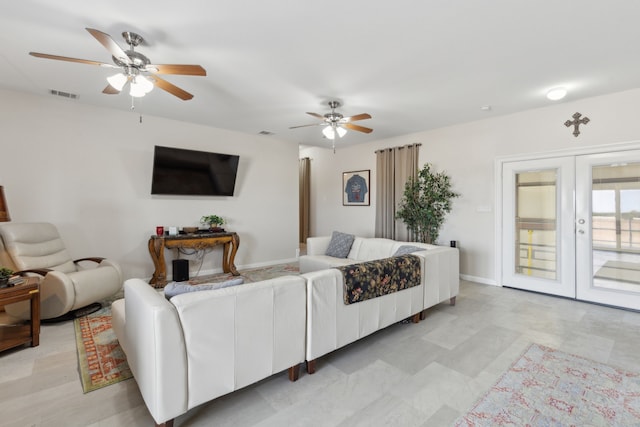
top-left (576, 151), bottom-right (640, 310)
top-left (515, 170), bottom-right (557, 280)
top-left (502, 157), bottom-right (575, 298)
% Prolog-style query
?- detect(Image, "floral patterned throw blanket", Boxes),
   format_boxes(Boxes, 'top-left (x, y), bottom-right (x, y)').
top-left (336, 255), bottom-right (421, 305)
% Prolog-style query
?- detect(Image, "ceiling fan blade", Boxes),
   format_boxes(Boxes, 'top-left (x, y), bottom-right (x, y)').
top-left (150, 75), bottom-right (194, 100)
top-left (343, 123), bottom-right (373, 134)
top-left (289, 123), bottom-right (323, 129)
top-left (306, 112), bottom-right (325, 120)
top-left (102, 84), bottom-right (121, 94)
top-left (85, 28), bottom-right (131, 65)
top-left (343, 113), bottom-right (371, 122)
top-left (148, 64), bottom-right (207, 76)
top-left (29, 52), bottom-right (115, 67)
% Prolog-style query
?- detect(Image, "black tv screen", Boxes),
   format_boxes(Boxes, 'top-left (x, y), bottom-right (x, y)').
top-left (151, 145), bottom-right (240, 196)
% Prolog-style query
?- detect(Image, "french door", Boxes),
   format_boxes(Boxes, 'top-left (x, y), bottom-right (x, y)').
top-left (575, 151), bottom-right (640, 309)
top-left (502, 150), bottom-right (640, 310)
top-left (502, 157), bottom-right (576, 298)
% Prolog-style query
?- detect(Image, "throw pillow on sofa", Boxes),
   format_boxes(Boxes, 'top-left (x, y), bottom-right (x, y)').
top-left (393, 245), bottom-right (425, 256)
top-left (164, 277), bottom-right (244, 299)
top-left (325, 231), bottom-right (355, 258)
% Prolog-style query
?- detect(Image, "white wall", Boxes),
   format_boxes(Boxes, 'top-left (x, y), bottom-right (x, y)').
top-left (0, 88), bottom-right (300, 280)
top-left (300, 88), bottom-right (640, 284)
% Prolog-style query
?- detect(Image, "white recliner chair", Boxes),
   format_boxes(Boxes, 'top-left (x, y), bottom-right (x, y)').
top-left (0, 222), bottom-right (122, 320)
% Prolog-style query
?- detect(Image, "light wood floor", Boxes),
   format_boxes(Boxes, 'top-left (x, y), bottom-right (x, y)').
top-left (1, 280), bottom-right (639, 427)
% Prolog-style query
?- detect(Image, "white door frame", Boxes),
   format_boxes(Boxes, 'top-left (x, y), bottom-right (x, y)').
top-left (495, 140), bottom-right (640, 288)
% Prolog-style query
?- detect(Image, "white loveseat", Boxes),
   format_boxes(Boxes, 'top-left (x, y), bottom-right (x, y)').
top-left (111, 276), bottom-right (307, 427)
top-left (299, 235), bottom-right (459, 373)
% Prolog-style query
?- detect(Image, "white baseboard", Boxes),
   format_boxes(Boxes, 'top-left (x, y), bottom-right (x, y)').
top-left (460, 274), bottom-right (498, 286)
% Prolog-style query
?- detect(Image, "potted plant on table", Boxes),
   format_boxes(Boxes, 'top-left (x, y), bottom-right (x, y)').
top-left (0, 267), bottom-right (14, 288)
top-left (201, 214), bottom-right (226, 232)
top-left (396, 163), bottom-right (460, 244)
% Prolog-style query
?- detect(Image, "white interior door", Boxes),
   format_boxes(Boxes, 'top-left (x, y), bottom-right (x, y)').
top-left (575, 150), bottom-right (640, 310)
top-left (502, 157), bottom-right (576, 297)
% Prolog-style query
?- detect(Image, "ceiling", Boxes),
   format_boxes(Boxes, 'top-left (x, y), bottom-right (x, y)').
top-left (2, 1), bottom-right (640, 149)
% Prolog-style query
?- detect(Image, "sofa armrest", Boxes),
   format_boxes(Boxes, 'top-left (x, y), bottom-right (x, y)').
top-left (411, 247), bottom-right (459, 308)
top-left (305, 236), bottom-right (332, 255)
top-left (121, 279), bottom-right (188, 426)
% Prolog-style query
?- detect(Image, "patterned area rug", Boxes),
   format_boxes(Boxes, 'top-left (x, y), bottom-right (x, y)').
top-left (74, 300), bottom-right (132, 393)
top-left (74, 262), bottom-right (299, 393)
top-left (454, 343), bottom-right (640, 426)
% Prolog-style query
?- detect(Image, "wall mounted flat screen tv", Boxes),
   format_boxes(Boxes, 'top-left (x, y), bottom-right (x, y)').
top-left (151, 145), bottom-right (240, 196)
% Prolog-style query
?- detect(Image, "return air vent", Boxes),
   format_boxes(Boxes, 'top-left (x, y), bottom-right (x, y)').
top-left (49, 89), bottom-right (79, 100)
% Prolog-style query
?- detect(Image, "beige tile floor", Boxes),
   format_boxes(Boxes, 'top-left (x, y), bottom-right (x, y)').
top-left (1, 280), bottom-right (639, 427)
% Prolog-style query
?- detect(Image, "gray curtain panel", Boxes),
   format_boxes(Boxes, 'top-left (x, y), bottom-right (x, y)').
top-left (374, 144), bottom-right (420, 240)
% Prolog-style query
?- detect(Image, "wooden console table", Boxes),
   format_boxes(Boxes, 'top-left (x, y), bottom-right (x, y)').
top-left (0, 277), bottom-right (40, 352)
top-left (148, 232), bottom-right (240, 287)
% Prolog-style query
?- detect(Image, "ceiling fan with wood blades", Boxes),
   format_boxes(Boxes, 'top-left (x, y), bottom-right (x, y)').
top-left (290, 101), bottom-right (373, 147)
top-left (29, 28), bottom-right (206, 100)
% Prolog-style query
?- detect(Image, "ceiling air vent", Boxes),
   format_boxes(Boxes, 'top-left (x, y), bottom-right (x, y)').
top-left (258, 130), bottom-right (275, 136)
top-left (49, 89), bottom-right (79, 100)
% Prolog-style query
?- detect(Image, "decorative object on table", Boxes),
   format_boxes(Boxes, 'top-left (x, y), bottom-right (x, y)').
top-left (564, 111), bottom-right (590, 137)
top-left (453, 343), bottom-right (640, 426)
top-left (0, 267), bottom-right (13, 287)
top-left (0, 186), bottom-right (10, 222)
top-left (155, 226), bottom-right (164, 236)
top-left (201, 214), bottom-right (226, 231)
top-left (342, 170), bottom-right (370, 206)
top-left (183, 226), bottom-right (198, 234)
top-left (396, 163), bottom-right (460, 244)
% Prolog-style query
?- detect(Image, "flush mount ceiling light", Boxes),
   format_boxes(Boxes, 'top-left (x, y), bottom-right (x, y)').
top-left (547, 87), bottom-right (567, 101)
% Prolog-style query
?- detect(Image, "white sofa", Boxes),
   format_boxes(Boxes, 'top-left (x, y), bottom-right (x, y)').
top-left (113, 236), bottom-right (458, 425)
top-left (299, 236), bottom-right (459, 373)
top-left (111, 276), bottom-right (307, 427)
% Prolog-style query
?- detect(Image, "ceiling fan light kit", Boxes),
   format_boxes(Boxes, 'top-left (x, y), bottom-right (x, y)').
top-left (290, 101), bottom-right (373, 150)
top-left (29, 27), bottom-right (206, 102)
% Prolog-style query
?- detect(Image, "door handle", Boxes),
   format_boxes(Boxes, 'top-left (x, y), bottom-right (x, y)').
top-left (578, 219), bottom-right (585, 224)
top-left (578, 229), bottom-right (585, 234)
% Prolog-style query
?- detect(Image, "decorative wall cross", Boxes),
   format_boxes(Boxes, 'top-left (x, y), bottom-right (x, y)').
top-left (564, 112), bottom-right (590, 137)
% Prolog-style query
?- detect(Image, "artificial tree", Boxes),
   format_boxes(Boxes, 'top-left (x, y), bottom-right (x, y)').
top-left (396, 163), bottom-right (460, 244)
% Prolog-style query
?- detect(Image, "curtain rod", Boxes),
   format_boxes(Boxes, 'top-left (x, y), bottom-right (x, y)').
top-left (374, 143), bottom-right (421, 154)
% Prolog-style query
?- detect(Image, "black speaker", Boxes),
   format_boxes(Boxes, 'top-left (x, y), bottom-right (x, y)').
top-left (172, 259), bottom-right (189, 282)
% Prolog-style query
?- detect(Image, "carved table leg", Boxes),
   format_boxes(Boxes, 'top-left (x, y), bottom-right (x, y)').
top-left (225, 233), bottom-right (240, 276)
top-left (148, 238), bottom-right (167, 287)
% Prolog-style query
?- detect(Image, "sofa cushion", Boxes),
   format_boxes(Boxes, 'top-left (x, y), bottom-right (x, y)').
top-left (325, 231), bottom-right (355, 258)
top-left (164, 278), bottom-right (244, 299)
top-left (393, 245), bottom-right (425, 256)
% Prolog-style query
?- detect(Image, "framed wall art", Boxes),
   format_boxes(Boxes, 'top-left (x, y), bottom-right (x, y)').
top-left (342, 170), bottom-right (370, 206)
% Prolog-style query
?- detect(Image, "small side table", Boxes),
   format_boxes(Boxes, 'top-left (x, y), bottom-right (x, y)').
top-left (0, 277), bottom-right (40, 352)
